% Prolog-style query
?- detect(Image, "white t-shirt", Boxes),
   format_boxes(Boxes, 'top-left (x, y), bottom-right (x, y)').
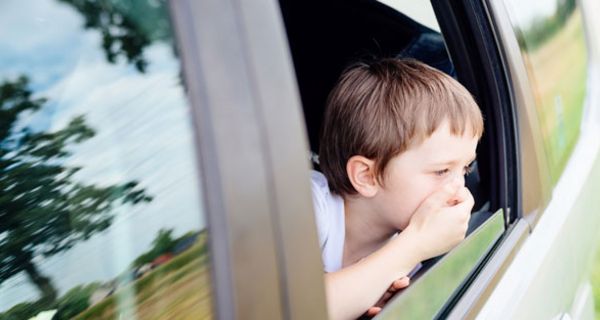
top-left (310, 170), bottom-right (345, 272)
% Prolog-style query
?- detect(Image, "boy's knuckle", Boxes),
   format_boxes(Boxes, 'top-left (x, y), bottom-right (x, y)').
top-left (421, 201), bottom-right (435, 213)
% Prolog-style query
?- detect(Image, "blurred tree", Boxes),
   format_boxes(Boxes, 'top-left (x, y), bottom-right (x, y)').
top-left (57, 0), bottom-right (172, 72)
top-left (132, 228), bottom-right (176, 269)
top-left (0, 76), bottom-right (152, 302)
top-left (55, 282), bottom-right (101, 319)
top-left (519, 0), bottom-right (578, 50)
top-left (151, 228), bottom-right (177, 256)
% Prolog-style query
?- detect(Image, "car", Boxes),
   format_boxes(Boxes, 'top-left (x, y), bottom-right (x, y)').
top-left (0, 0), bottom-right (599, 319)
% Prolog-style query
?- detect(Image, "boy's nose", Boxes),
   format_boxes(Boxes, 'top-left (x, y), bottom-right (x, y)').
top-left (456, 174), bottom-right (465, 187)
top-left (447, 172), bottom-right (465, 188)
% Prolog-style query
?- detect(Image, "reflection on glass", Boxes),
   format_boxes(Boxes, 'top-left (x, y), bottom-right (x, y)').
top-left (503, 0), bottom-right (588, 183)
top-left (0, 0), bottom-right (212, 319)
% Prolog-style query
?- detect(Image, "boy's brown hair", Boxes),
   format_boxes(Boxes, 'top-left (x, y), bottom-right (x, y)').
top-left (319, 58), bottom-right (483, 196)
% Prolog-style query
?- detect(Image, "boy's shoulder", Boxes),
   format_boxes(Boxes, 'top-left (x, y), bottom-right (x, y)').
top-left (310, 170), bottom-right (346, 272)
top-left (310, 170), bottom-right (333, 218)
top-left (311, 170), bottom-right (329, 189)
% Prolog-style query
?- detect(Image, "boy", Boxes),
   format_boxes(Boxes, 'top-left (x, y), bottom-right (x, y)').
top-left (311, 58), bottom-right (483, 319)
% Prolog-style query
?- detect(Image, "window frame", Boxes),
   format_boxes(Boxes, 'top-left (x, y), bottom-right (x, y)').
top-left (169, 0), bottom-right (328, 318)
top-left (485, 0), bottom-right (553, 227)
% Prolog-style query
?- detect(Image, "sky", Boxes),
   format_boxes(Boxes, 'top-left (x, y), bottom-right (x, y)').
top-left (0, 0), bottom-right (207, 310)
top-left (503, 0), bottom-right (558, 29)
top-left (378, 0), bottom-right (559, 33)
top-left (378, 0), bottom-right (440, 32)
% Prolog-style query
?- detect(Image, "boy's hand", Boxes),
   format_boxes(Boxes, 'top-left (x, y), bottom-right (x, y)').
top-left (364, 276), bottom-right (410, 317)
top-left (404, 177), bottom-right (474, 261)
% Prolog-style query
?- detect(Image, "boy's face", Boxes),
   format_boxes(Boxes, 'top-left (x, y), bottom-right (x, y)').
top-left (374, 120), bottom-right (478, 231)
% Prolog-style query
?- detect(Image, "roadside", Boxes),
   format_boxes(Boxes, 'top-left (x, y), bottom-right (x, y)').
top-left (592, 239), bottom-right (600, 319)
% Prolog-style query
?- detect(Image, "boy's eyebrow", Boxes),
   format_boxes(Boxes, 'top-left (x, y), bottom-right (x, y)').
top-left (430, 155), bottom-right (477, 166)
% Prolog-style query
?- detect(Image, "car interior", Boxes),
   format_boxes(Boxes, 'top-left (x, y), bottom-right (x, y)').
top-left (278, 0), bottom-right (498, 274)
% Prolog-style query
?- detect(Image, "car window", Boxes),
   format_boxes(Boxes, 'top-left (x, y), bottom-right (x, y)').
top-left (0, 1), bottom-right (213, 319)
top-left (502, 0), bottom-right (588, 184)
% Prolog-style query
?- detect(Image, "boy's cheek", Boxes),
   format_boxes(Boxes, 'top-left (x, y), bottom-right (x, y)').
top-left (400, 206), bottom-right (421, 230)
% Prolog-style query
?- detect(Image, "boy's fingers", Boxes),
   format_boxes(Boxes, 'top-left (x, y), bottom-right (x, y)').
top-left (366, 307), bottom-right (382, 317)
top-left (366, 277), bottom-right (411, 317)
top-left (390, 276), bottom-right (410, 291)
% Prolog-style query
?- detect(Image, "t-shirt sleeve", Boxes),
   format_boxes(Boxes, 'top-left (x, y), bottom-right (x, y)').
top-left (310, 171), bottom-right (329, 250)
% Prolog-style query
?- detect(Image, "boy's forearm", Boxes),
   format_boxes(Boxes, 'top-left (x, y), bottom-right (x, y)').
top-left (324, 232), bottom-right (422, 320)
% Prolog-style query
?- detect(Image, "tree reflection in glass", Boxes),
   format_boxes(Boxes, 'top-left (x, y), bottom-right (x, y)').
top-left (0, 0), bottom-right (212, 319)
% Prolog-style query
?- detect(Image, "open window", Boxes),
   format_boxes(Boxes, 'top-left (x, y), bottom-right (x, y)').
top-left (277, 0), bottom-right (518, 317)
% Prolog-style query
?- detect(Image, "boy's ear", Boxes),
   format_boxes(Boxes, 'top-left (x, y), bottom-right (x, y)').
top-left (346, 155), bottom-right (379, 197)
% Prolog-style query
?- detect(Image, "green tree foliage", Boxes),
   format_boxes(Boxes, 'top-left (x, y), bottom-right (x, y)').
top-left (518, 0), bottom-right (577, 51)
top-left (0, 282), bottom-right (101, 320)
top-left (55, 283), bottom-right (101, 319)
top-left (58, 0), bottom-right (172, 72)
top-left (0, 299), bottom-right (50, 320)
top-left (0, 76), bottom-right (152, 302)
top-left (132, 228), bottom-right (176, 269)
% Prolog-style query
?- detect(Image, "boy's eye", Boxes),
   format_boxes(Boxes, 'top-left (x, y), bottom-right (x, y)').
top-left (464, 162), bottom-right (475, 176)
top-left (434, 169), bottom-right (449, 176)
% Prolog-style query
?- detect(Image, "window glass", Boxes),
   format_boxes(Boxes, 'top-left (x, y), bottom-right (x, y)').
top-left (375, 209), bottom-right (504, 318)
top-left (503, 0), bottom-right (588, 183)
top-left (377, 0), bottom-right (441, 32)
top-left (0, 1), bottom-right (212, 319)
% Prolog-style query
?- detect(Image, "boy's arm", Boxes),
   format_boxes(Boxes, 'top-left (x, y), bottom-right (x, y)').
top-left (325, 180), bottom-right (473, 320)
top-left (324, 229), bottom-right (421, 320)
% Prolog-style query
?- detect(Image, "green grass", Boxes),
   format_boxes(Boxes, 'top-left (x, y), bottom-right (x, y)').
top-left (73, 239), bottom-right (212, 320)
top-left (524, 10), bottom-right (588, 184)
top-left (592, 243), bottom-right (600, 319)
